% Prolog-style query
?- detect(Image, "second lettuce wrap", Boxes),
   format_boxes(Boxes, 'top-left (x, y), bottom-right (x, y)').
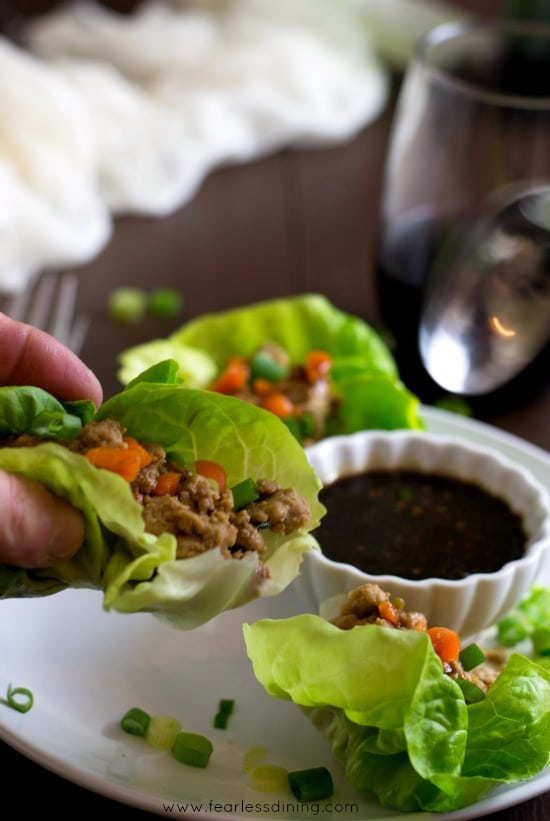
top-left (117, 294), bottom-right (424, 437)
top-left (243, 614), bottom-right (550, 812)
top-left (244, 614), bottom-right (550, 812)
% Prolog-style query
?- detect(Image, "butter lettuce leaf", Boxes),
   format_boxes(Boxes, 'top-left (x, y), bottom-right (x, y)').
top-left (0, 386), bottom-right (95, 440)
top-left (243, 616), bottom-right (550, 812)
top-left (0, 373), bottom-right (323, 629)
top-left (117, 294), bottom-right (424, 433)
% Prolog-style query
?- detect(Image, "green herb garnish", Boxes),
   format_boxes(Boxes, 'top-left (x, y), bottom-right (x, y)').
top-left (2, 684), bottom-right (34, 713)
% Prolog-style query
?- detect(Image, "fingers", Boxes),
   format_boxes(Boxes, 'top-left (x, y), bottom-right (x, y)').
top-left (0, 470), bottom-right (85, 568)
top-left (0, 313), bottom-right (103, 407)
top-left (0, 313), bottom-right (97, 570)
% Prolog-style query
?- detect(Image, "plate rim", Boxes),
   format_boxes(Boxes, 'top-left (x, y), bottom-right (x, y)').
top-left (0, 405), bottom-right (548, 821)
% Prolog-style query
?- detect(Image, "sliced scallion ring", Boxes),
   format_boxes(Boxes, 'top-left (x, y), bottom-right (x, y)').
top-left (458, 642), bottom-right (486, 671)
top-left (213, 698), bottom-right (235, 729)
top-left (120, 707), bottom-right (151, 736)
top-left (247, 764), bottom-right (289, 792)
top-left (3, 684), bottom-right (34, 713)
top-left (455, 678), bottom-right (486, 704)
top-left (171, 731), bottom-right (213, 768)
top-left (288, 766), bottom-right (333, 802)
top-left (230, 479), bottom-right (259, 511)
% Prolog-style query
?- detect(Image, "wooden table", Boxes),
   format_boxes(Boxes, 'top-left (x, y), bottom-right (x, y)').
top-left (1, 1), bottom-right (549, 819)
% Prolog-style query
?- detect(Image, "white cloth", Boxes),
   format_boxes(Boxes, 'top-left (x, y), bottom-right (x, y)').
top-left (0, 0), bottom-right (464, 294)
top-left (0, 36), bottom-right (111, 292)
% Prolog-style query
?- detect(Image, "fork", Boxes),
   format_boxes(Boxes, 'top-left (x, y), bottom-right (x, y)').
top-left (5, 271), bottom-right (90, 355)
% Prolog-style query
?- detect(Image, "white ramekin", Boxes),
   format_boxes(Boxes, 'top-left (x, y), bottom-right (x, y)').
top-left (304, 430), bottom-right (550, 638)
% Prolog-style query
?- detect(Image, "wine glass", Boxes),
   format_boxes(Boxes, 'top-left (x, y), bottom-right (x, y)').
top-left (375, 18), bottom-right (550, 410)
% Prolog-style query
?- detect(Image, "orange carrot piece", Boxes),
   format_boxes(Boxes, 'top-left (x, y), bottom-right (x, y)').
top-left (252, 377), bottom-right (273, 397)
top-left (123, 437), bottom-right (154, 467)
top-left (84, 436), bottom-right (152, 482)
top-left (378, 599), bottom-right (399, 626)
top-left (305, 350), bottom-right (332, 383)
top-left (195, 459), bottom-right (227, 492)
top-left (210, 356), bottom-right (250, 394)
top-left (152, 471), bottom-right (181, 497)
top-left (260, 393), bottom-right (294, 418)
top-left (427, 626), bottom-right (461, 663)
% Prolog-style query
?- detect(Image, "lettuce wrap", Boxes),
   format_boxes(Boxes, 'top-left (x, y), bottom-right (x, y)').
top-left (243, 614), bottom-right (550, 813)
top-left (117, 294), bottom-right (424, 437)
top-left (0, 361), bottom-right (324, 629)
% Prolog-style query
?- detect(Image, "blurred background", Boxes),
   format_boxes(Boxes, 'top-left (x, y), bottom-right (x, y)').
top-left (0, 0), bottom-right (547, 422)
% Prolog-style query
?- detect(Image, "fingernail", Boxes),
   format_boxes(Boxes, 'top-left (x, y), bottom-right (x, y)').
top-left (46, 511), bottom-right (85, 564)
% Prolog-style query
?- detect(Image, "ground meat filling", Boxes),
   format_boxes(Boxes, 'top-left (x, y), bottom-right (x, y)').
top-left (330, 583), bottom-right (506, 694)
top-left (220, 342), bottom-right (341, 445)
top-left (234, 369), bottom-right (338, 444)
top-left (330, 583), bottom-right (428, 631)
top-left (141, 474), bottom-right (311, 560)
top-left (1, 419), bottom-right (312, 568)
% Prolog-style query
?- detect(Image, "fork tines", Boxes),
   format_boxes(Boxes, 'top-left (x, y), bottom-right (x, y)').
top-left (6, 271), bottom-right (90, 355)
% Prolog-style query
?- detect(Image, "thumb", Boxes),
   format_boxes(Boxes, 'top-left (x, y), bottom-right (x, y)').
top-left (0, 470), bottom-right (85, 568)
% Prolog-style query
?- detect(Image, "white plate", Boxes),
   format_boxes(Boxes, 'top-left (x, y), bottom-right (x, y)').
top-left (0, 407), bottom-right (549, 821)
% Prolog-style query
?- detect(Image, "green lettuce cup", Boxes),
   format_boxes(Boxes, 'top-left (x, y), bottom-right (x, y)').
top-left (117, 294), bottom-right (424, 440)
top-left (0, 361), bottom-right (324, 629)
top-left (243, 612), bottom-right (550, 813)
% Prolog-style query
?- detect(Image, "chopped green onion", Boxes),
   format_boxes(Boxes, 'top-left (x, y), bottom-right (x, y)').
top-left (3, 684), bottom-right (33, 713)
top-left (171, 731), bottom-right (213, 768)
top-left (288, 767), bottom-right (334, 802)
top-left (532, 627), bottom-right (550, 656)
top-left (242, 745), bottom-right (268, 773)
top-left (459, 642), bottom-right (486, 671)
top-left (231, 478), bottom-right (259, 511)
top-left (213, 698), bottom-right (235, 729)
top-left (250, 352), bottom-right (288, 383)
top-left (455, 678), bottom-right (486, 704)
top-left (145, 714), bottom-right (182, 749)
top-left (120, 707), bottom-right (151, 736)
top-left (148, 288), bottom-right (183, 318)
top-left (108, 287), bottom-right (148, 324)
top-left (247, 764), bottom-right (289, 792)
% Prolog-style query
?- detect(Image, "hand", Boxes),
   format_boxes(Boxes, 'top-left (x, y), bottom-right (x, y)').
top-left (0, 313), bottom-right (103, 568)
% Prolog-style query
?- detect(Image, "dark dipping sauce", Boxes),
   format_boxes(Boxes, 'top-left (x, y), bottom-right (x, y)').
top-left (314, 470), bottom-right (528, 580)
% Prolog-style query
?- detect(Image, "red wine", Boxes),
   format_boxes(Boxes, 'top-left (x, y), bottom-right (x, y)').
top-left (375, 212), bottom-right (453, 403)
top-left (375, 213), bottom-right (550, 412)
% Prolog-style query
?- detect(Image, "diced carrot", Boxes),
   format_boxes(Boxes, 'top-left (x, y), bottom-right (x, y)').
top-left (260, 393), bottom-right (294, 418)
top-left (85, 437), bottom-right (153, 482)
top-left (252, 377), bottom-right (272, 397)
top-left (378, 598), bottom-right (399, 626)
top-left (123, 437), bottom-right (155, 468)
top-left (304, 350), bottom-right (332, 383)
top-left (152, 471), bottom-right (181, 497)
top-left (195, 459), bottom-right (227, 493)
top-left (210, 356), bottom-right (250, 394)
top-left (427, 626), bottom-right (461, 663)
